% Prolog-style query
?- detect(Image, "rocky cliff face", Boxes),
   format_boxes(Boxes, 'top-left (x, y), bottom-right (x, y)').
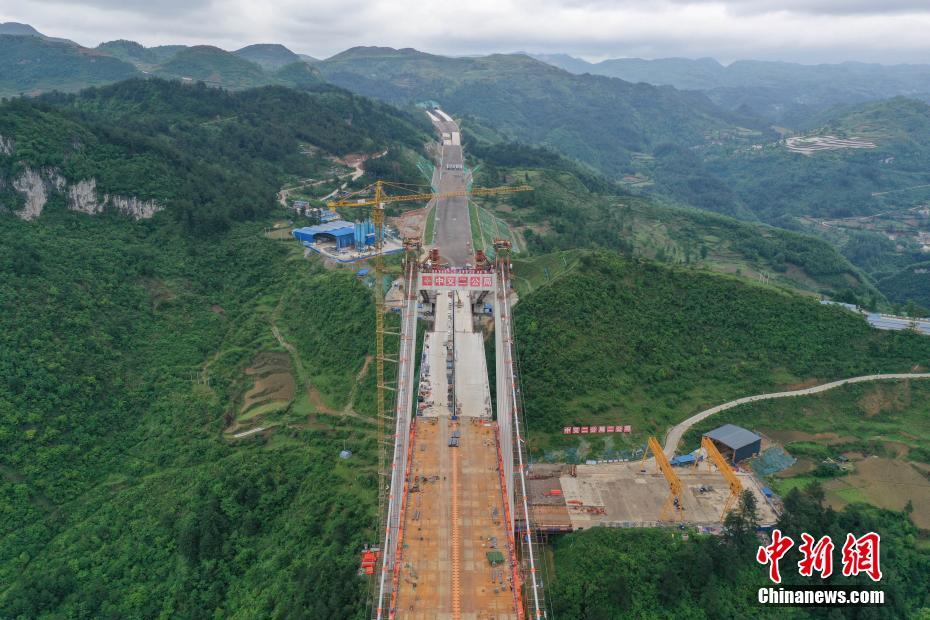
top-left (0, 134), bottom-right (13, 156)
top-left (9, 167), bottom-right (164, 221)
top-left (12, 168), bottom-right (47, 221)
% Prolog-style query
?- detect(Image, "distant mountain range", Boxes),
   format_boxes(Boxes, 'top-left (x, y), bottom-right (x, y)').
top-left (531, 53), bottom-right (930, 124)
top-left (316, 46), bottom-right (761, 179)
top-left (3, 22), bottom-right (930, 302)
top-left (0, 28), bottom-right (323, 97)
top-left (0, 21), bottom-right (77, 45)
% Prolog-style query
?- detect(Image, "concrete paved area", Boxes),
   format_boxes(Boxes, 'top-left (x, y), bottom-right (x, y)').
top-left (556, 461), bottom-right (778, 529)
top-left (396, 419), bottom-right (519, 619)
top-left (429, 112), bottom-right (472, 267)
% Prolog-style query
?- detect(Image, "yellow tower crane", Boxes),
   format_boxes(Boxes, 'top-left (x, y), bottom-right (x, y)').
top-left (640, 437), bottom-right (684, 521)
top-left (326, 179), bottom-right (532, 548)
top-left (697, 436), bottom-right (743, 519)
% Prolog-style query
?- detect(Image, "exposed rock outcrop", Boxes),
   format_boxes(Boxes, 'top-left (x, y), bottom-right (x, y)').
top-left (107, 195), bottom-right (163, 219)
top-left (9, 167), bottom-right (164, 220)
top-left (0, 135), bottom-right (13, 156)
top-left (68, 179), bottom-right (104, 215)
top-left (12, 168), bottom-right (47, 221)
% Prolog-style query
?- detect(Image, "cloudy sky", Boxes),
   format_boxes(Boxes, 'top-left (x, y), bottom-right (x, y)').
top-left (3, 0), bottom-right (930, 63)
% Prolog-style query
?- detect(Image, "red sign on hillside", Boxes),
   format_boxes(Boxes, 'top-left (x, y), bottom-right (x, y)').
top-left (562, 425), bottom-right (632, 435)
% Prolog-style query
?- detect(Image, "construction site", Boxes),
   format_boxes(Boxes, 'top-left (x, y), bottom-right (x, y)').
top-left (335, 108), bottom-right (781, 620)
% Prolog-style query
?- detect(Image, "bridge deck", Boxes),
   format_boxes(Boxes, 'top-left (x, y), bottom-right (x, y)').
top-left (395, 418), bottom-right (519, 619)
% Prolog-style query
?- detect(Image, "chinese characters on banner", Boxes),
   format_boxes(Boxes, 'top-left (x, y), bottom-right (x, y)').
top-left (419, 272), bottom-right (495, 291)
top-left (757, 529), bottom-right (882, 584)
top-left (562, 425), bottom-right (632, 435)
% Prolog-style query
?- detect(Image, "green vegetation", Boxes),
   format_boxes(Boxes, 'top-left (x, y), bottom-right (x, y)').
top-left (96, 40), bottom-right (187, 71)
top-left (0, 34), bottom-right (139, 97)
top-left (550, 486), bottom-right (930, 618)
top-left (318, 47), bottom-right (746, 177)
top-left (1, 78), bottom-right (426, 232)
top-left (681, 379), bottom-right (930, 463)
top-left (0, 213), bottom-right (376, 618)
top-left (537, 53), bottom-right (930, 125)
top-left (694, 98), bottom-right (930, 225)
top-left (878, 261), bottom-right (930, 311)
top-left (0, 76), bottom-right (433, 618)
top-left (233, 44), bottom-right (301, 71)
top-left (471, 143), bottom-right (882, 303)
top-left (154, 46), bottom-right (276, 89)
top-left (514, 252), bottom-right (930, 458)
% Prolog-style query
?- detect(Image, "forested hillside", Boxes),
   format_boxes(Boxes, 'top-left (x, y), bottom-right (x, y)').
top-left (0, 34), bottom-right (139, 97)
top-left (550, 486), bottom-right (930, 618)
top-left (0, 78), bottom-right (427, 230)
top-left (514, 252), bottom-right (930, 457)
top-left (318, 47), bottom-right (756, 176)
top-left (471, 141), bottom-right (882, 304)
top-left (698, 98), bottom-right (930, 225)
top-left (0, 211), bottom-right (382, 618)
top-left (0, 77), bottom-right (423, 617)
top-left (534, 53), bottom-right (930, 124)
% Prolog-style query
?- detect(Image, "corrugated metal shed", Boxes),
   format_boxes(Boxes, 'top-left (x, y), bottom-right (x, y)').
top-left (705, 424), bottom-right (761, 463)
top-left (292, 220), bottom-right (356, 249)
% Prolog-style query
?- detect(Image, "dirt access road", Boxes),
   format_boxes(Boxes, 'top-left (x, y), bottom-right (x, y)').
top-left (663, 373), bottom-right (930, 457)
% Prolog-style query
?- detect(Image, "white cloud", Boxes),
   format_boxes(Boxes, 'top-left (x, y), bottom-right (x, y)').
top-left (2, 0), bottom-right (930, 63)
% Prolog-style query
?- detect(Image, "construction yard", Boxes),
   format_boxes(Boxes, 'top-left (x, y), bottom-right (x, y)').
top-left (528, 461), bottom-right (778, 531)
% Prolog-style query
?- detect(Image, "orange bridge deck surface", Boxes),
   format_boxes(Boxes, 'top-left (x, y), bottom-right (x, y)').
top-left (394, 417), bottom-right (519, 619)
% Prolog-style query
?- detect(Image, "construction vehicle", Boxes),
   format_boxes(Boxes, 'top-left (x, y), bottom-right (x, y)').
top-left (696, 436), bottom-right (743, 519)
top-left (640, 437), bottom-right (684, 521)
top-left (359, 545), bottom-right (381, 576)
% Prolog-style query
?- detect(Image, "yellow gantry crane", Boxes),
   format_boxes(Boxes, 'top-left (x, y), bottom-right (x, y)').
top-left (697, 436), bottom-right (743, 519)
top-left (641, 437), bottom-right (684, 521)
top-left (326, 178), bottom-right (532, 551)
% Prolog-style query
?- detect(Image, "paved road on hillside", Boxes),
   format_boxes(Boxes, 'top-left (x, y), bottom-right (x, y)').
top-left (428, 110), bottom-right (471, 267)
top-left (663, 373), bottom-right (930, 457)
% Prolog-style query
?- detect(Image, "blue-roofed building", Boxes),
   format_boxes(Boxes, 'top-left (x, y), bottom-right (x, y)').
top-left (292, 219), bottom-right (376, 251)
top-left (705, 424), bottom-right (761, 463)
top-left (292, 220), bottom-right (358, 250)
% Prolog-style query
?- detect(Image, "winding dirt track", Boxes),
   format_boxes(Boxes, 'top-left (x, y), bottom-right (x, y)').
top-left (662, 373), bottom-right (930, 457)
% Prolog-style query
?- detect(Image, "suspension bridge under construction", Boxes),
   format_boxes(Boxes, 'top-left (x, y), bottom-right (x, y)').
top-left (352, 109), bottom-right (548, 619)
top-left (342, 107), bottom-right (785, 619)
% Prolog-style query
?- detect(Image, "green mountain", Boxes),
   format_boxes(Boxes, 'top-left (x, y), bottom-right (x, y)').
top-left (0, 22), bottom-right (47, 37)
top-left (273, 61), bottom-right (324, 88)
top-left (234, 43), bottom-right (301, 71)
top-left (0, 78), bottom-right (426, 618)
top-left (153, 45), bottom-right (273, 88)
top-left (0, 34), bottom-right (139, 97)
top-left (697, 98), bottom-right (930, 223)
top-left (513, 251), bottom-right (930, 459)
top-left (0, 21), bottom-right (78, 46)
top-left (877, 261), bottom-right (930, 311)
top-left (317, 47), bottom-right (758, 177)
top-left (96, 39), bottom-right (187, 70)
top-left (0, 78), bottom-right (427, 229)
top-left (534, 53), bottom-right (930, 124)
top-left (470, 141), bottom-right (881, 304)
